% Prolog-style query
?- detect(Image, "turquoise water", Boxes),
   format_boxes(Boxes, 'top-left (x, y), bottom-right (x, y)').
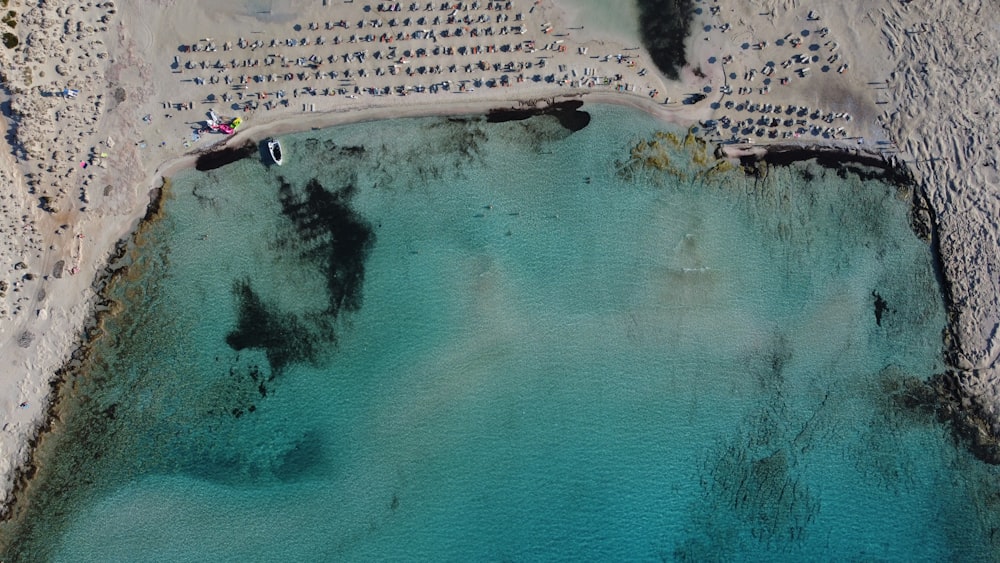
top-left (4, 105), bottom-right (1000, 561)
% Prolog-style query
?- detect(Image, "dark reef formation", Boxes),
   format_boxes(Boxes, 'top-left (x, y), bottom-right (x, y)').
top-left (276, 177), bottom-right (374, 317)
top-left (225, 176), bottom-right (375, 380)
top-left (225, 280), bottom-right (320, 375)
top-left (636, 0), bottom-right (696, 80)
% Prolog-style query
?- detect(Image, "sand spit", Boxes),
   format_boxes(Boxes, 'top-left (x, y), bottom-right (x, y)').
top-left (0, 0), bottom-right (999, 519)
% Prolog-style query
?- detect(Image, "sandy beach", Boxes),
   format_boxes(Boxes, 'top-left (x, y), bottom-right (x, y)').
top-left (0, 0), bottom-right (999, 515)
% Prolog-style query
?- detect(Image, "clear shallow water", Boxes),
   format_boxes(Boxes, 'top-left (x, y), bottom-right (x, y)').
top-left (4, 105), bottom-right (999, 561)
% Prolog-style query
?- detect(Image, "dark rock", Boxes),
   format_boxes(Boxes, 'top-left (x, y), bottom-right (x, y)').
top-left (872, 290), bottom-right (887, 327)
top-left (225, 279), bottom-right (318, 374)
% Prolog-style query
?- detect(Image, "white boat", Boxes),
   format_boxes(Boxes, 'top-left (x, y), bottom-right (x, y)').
top-left (267, 138), bottom-right (283, 165)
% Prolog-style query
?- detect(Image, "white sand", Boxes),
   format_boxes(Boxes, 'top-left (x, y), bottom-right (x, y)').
top-left (0, 0), bottom-right (998, 513)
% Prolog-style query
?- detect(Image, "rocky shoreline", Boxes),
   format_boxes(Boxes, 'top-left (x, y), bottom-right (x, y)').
top-left (0, 180), bottom-right (168, 524)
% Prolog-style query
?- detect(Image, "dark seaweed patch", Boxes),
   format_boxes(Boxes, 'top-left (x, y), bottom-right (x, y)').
top-left (872, 290), bottom-right (888, 327)
top-left (200, 362), bottom-right (269, 425)
top-left (439, 120), bottom-right (488, 164)
top-left (552, 108), bottom-right (590, 132)
top-left (276, 177), bottom-right (374, 316)
top-left (195, 141), bottom-right (256, 171)
top-left (636, 0), bottom-right (695, 80)
top-left (698, 409), bottom-right (820, 545)
top-left (740, 331), bottom-right (791, 395)
top-left (878, 368), bottom-right (938, 426)
top-left (224, 176), bottom-right (373, 378)
top-left (225, 279), bottom-right (319, 374)
top-left (678, 333), bottom-right (821, 556)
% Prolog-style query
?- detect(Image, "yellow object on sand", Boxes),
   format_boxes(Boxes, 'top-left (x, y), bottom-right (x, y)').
top-left (231, 117), bottom-right (242, 128)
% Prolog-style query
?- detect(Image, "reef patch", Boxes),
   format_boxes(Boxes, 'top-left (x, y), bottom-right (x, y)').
top-left (225, 176), bottom-right (375, 378)
top-left (276, 177), bottom-right (375, 316)
top-left (225, 279), bottom-right (319, 375)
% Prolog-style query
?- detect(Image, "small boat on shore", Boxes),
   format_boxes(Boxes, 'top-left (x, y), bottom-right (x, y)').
top-left (267, 138), bottom-right (283, 166)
